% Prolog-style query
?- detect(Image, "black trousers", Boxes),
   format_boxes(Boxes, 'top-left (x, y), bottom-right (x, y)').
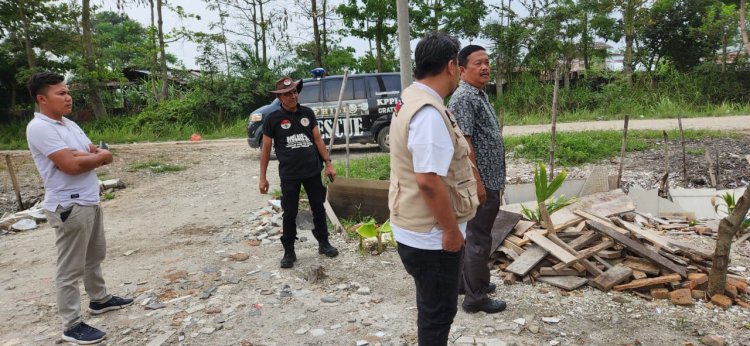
top-left (461, 188), bottom-right (501, 305)
top-left (397, 242), bottom-right (463, 346)
top-left (279, 174), bottom-right (329, 245)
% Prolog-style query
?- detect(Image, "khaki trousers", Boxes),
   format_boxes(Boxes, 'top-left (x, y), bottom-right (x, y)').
top-left (45, 204), bottom-right (111, 330)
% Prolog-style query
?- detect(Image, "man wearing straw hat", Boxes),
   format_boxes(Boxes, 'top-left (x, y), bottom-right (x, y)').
top-left (258, 76), bottom-right (339, 268)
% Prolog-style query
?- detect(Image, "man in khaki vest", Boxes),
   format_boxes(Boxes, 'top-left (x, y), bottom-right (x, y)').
top-left (388, 32), bottom-right (480, 345)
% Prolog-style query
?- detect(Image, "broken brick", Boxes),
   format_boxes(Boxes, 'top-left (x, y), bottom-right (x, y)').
top-left (650, 288), bottom-right (669, 299)
top-left (727, 278), bottom-right (748, 293)
top-left (691, 290), bottom-right (706, 300)
top-left (724, 284), bottom-right (738, 300)
top-left (710, 294), bottom-right (733, 309)
top-left (735, 298), bottom-right (750, 309)
top-left (683, 273), bottom-right (707, 290)
top-left (669, 288), bottom-right (693, 306)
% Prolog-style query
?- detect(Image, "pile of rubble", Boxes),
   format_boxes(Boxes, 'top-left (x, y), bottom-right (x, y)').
top-left (0, 178), bottom-right (126, 233)
top-left (494, 188), bottom-right (750, 310)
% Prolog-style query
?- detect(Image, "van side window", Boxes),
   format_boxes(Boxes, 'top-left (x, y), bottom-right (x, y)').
top-left (324, 79), bottom-right (354, 102)
top-left (351, 78), bottom-right (366, 100)
top-left (382, 75), bottom-right (401, 92)
top-left (298, 81), bottom-right (320, 104)
top-left (367, 76), bottom-right (382, 94)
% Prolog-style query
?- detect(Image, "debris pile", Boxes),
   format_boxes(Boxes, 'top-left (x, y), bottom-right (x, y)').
top-left (1, 178), bottom-right (127, 233)
top-left (495, 189), bottom-right (750, 309)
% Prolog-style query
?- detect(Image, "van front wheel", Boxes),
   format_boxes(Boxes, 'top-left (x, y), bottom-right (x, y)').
top-left (377, 126), bottom-right (390, 153)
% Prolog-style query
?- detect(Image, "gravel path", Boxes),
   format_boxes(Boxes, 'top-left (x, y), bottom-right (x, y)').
top-left (1, 116), bottom-right (749, 345)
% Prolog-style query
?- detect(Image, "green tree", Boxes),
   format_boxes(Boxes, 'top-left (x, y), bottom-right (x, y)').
top-left (0, 0), bottom-right (78, 109)
top-left (482, 0), bottom-right (529, 96)
top-left (410, 0), bottom-right (488, 39)
top-left (285, 40), bottom-right (358, 76)
top-left (81, 0), bottom-right (108, 118)
top-left (93, 12), bottom-right (153, 71)
top-left (696, 2), bottom-right (738, 72)
top-left (336, 0), bottom-right (397, 72)
top-left (641, 0), bottom-right (720, 71)
top-left (617, 0), bottom-right (646, 84)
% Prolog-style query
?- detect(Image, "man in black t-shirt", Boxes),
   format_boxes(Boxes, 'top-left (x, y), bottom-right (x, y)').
top-left (259, 76), bottom-right (339, 268)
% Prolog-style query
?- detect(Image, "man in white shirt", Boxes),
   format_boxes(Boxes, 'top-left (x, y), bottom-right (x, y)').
top-left (26, 72), bottom-right (132, 345)
top-left (388, 32), bottom-right (479, 345)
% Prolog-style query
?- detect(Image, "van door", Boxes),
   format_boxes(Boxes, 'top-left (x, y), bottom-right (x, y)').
top-left (298, 80), bottom-right (321, 112)
top-left (369, 74), bottom-right (401, 152)
top-left (317, 77), bottom-right (368, 143)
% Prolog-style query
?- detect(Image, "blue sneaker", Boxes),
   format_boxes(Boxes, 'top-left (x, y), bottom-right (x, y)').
top-left (62, 322), bottom-right (106, 344)
top-left (89, 296), bottom-right (133, 315)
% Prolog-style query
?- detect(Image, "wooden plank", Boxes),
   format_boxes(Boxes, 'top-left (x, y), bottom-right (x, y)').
top-left (323, 200), bottom-right (344, 233)
top-left (623, 258), bottom-right (660, 276)
top-left (584, 218), bottom-right (688, 278)
top-left (592, 255), bottom-right (614, 269)
top-left (567, 231), bottom-right (599, 251)
top-left (4, 155), bottom-right (24, 211)
top-left (657, 223), bottom-right (690, 231)
top-left (491, 210), bottom-right (523, 253)
top-left (550, 209), bottom-right (585, 231)
top-left (505, 245), bottom-right (548, 276)
top-left (539, 267), bottom-right (584, 276)
top-left (665, 239), bottom-right (714, 260)
top-left (546, 233), bottom-right (602, 276)
top-left (613, 273), bottom-right (682, 291)
top-left (505, 235), bottom-right (529, 247)
top-left (597, 249), bottom-right (622, 259)
top-left (513, 220), bottom-right (536, 236)
top-left (655, 248), bottom-right (690, 266)
top-left (612, 217), bottom-right (679, 253)
top-left (525, 230), bottom-right (577, 264)
top-left (551, 239), bottom-right (613, 273)
top-left (498, 246), bottom-right (520, 259)
top-left (632, 270), bottom-right (647, 280)
top-left (575, 210), bottom-right (628, 234)
top-left (502, 240), bottom-right (525, 256)
top-left (328, 177), bottom-right (390, 222)
top-left (634, 211), bottom-right (670, 225)
top-left (537, 276), bottom-right (588, 290)
top-left (656, 212), bottom-right (696, 220)
top-left (706, 150), bottom-right (717, 187)
top-left (733, 231), bottom-right (750, 249)
top-left (591, 264), bottom-right (633, 291)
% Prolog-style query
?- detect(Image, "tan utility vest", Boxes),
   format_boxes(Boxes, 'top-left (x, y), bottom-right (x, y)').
top-left (388, 84), bottom-right (479, 232)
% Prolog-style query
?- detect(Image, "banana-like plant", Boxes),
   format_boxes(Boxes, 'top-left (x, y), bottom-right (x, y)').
top-left (521, 163), bottom-right (577, 225)
top-left (712, 192), bottom-right (750, 229)
top-left (355, 219), bottom-right (396, 254)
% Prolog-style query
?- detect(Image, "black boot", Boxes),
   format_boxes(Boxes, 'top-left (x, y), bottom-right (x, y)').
top-left (280, 243), bottom-right (297, 268)
top-left (318, 240), bottom-right (339, 258)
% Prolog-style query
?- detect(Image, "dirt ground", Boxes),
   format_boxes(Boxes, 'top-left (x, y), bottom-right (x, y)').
top-left (1, 134), bottom-right (750, 345)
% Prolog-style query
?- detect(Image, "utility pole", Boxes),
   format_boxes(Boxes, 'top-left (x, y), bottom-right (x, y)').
top-left (396, 0), bottom-right (412, 89)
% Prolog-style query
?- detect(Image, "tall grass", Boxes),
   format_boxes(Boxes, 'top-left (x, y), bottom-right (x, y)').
top-left (333, 154), bottom-right (390, 180)
top-left (334, 129), bottom-right (736, 181)
top-left (0, 116), bottom-right (247, 150)
top-left (498, 65), bottom-right (750, 125)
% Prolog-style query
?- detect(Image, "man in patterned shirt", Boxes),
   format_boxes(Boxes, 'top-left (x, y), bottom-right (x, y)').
top-left (447, 45), bottom-right (507, 314)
